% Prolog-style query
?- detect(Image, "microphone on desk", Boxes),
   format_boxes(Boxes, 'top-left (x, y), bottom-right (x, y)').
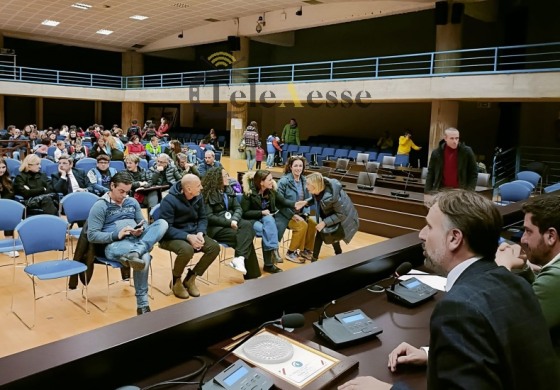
top-left (386, 262), bottom-right (438, 307)
top-left (318, 300), bottom-right (336, 326)
top-left (198, 313), bottom-right (305, 390)
top-left (391, 171), bottom-right (412, 198)
top-left (390, 262), bottom-right (413, 291)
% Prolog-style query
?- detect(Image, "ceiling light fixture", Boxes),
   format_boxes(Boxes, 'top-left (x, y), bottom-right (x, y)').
top-left (41, 20), bottom-right (60, 27)
top-left (296, 7), bottom-right (303, 16)
top-left (130, 15), bottom-right (149, 21)
top-left (71, 3), bottom-right (92, 10)
top-left (96, 29), bottom-right (113, 35)
top-left (178, 31), bottom-right (184, 38)
top-left (256, 15), bottom-right (266, 33)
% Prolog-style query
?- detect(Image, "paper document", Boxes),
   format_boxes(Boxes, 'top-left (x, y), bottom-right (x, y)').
top-left (400, 269), bottom-right (446, 291)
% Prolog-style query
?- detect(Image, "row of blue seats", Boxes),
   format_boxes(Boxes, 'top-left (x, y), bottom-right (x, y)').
top-left (279, 145), bottom-right (407, 167)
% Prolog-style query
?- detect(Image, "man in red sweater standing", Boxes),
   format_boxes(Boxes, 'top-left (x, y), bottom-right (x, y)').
top-left (425, 127), bottom-right (478, 193)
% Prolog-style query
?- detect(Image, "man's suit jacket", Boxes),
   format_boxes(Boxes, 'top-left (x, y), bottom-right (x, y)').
top-left (427, 259), bottom-right (559, 389)
top-left (51, 168), bottom-right (88, 195)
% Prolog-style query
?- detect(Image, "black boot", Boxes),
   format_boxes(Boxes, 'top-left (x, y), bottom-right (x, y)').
top-left (263, 250), bottom-right (282, 273)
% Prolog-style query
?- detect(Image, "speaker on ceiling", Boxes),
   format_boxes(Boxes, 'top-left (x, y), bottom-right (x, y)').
top-left (435, 1), bottom-right (449, 25)
top-left (227, 36), bottom-right (241, 51)
top-left (451, 2), bottom-right (464, 24)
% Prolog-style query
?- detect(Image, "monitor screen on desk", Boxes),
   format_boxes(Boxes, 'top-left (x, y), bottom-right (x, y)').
top-left (356, 153), bottom-right (369, 165)
top-left (357, 172), bottom-right (377, 187)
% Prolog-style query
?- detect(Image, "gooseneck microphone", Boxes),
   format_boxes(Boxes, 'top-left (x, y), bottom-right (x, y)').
top-left (318, 300), bottom-right (336, 325)
top-left (198, 313), bottom-right (305, 389)
top-left (391, 171), bottom-right (412, 198)
top-left (390, 262), bottom-right (413, 290)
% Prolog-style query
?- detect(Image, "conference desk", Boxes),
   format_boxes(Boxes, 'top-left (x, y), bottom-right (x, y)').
top-left (0, 233), bottom-right (425, 390)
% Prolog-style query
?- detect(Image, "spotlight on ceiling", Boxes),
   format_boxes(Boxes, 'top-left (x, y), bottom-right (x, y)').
top-left (296, 7), bottom-right (303, 16)
top-left (178, 31), bottom-right (184, 38)
top-left (256, 15), bottom-right (265, 33)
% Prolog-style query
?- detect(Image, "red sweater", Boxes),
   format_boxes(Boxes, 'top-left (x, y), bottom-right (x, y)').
top-left (127, 143), bottom-right (146, 156)
top-left (442, 146), bottom-right (459, 188)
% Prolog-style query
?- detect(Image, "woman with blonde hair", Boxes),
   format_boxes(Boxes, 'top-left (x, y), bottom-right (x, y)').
top-left (102, 130), bottom-right (124, 160)
top-left (14, 154), bottom-right (58, 216)
top-left (305, 172), bottom-right (359, 262)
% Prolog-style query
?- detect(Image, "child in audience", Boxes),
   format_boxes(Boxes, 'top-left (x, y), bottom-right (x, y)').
top-left (255, 142), bottom-right (265, 170)
top-left (54, 140), bottom-right (68, 162)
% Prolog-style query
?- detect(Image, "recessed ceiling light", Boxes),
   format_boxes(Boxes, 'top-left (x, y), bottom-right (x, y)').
top-left (96, 29), bottom-right (113, 35)
top-left (129, 15), bottom-right (149, 21)
top-left (41, 20), bottom-right (60, 27)
top-left (71, 3), bottom-right (92, 10)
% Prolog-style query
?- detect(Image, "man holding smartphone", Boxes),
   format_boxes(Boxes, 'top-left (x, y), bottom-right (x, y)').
top-left (87, 172), bottom-right (168, 315)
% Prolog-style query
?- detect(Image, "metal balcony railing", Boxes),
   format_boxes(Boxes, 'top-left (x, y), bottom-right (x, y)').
top-left (0, 42), bottom-right (559, 90)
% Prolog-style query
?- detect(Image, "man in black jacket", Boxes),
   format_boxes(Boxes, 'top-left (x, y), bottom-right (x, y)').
top-left (424, 128), bottom-right (478, 193)
top-left (159, 174), bottom-right (220, 299)
top-left (51, 155), bottom-right (88, 195)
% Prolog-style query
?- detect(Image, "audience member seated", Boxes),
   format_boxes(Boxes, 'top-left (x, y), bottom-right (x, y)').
top-left (145, 136), bottom-right (161, 161)
top-left (241, 170), bottom-right (307, 274)
top-left (124, 154), bottom-right (158, 210)
top-left (495, 195), bottom-right (560, 357)
top-left (165, 140), bottom-right (183, 166)
top-left (51, 155), bottom-right (88, 195)
top-left (86, 155), bottom-right (117, 196)
top-left (200, 128), bottom-right (218, 151)
top-left (0, 157), bottom-right (18, 257)
top-left (7, 127), bottom-right (28, 161)
top-left (87, 172), bottom-right (168, 315)
top-left (198, 150), bottom-right (223, 177)
top-left (69, 138), bottom-right (88, 162)
top-left (176, 152), bottom-right (200, 177)
top-left (102, 130), bottom-right (124, 161)
top-left (150, 153), bottom-right (182, 187)
top-left (14, 154), bottom-right (59, 216)
top-left (125, 135), bottom-right (146, 158)
top-left (159, 174), bottom-right (220, 299)
top-left (276, 156), bottom-right (317, 263)
top-left (53, 140), bottom-right (69, 162)
top-left (156, 117), bottom-right (170, 139)
top-left (202, 167), bottom-right (261, 280)
top-left (89, 136), bottom-right (111, 159)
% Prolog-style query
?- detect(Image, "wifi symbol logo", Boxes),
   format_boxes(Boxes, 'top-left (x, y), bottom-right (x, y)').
top-left (208, 52), bottom-right (237, 68)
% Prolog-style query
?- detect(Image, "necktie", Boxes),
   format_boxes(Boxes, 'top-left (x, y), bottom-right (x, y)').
top-left (67, 173), bottom-right (74, 193)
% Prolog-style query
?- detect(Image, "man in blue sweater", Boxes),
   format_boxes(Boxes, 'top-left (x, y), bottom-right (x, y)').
top-left (87, 172), bottom-right (168, 315)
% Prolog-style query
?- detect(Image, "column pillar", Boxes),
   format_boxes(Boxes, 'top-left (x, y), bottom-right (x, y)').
top-left (228, 37), bottom-right (250, 158)
top-left (94, 101), bottom-right (102, 125)
top-left (35, 98), bottom-right (43, 130)
top-left (180, 103), bottom-right (195, 128)
top-left (428, 1), bottom-right (462, 157)
top-left (122, 51), bottom-right (144, 128)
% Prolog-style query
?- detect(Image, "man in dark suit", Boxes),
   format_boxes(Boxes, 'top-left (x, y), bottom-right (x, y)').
top-left (51, 154), bottom-right (88, 195)
top-left (339, 190), bottom-right (559, 390)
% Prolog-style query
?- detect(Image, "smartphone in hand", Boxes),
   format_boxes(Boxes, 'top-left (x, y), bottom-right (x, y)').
top-left (134, 221), bottom-right (145, 229)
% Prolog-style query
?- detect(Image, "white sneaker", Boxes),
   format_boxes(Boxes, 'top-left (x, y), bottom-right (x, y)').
top-left (4, 250), bottom-right (19, 258)
top-left (229, 256), bottom-right (247, 275)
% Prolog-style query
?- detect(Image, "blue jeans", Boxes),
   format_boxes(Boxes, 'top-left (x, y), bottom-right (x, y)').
top-left (245, 147), bottom-right (256, 170)
top-left (253, 215), bottom-right (279, 251)
top-left (104, 219), bottom-right (168, 307)
top-left (266, 153), bottom-right (274, 167)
